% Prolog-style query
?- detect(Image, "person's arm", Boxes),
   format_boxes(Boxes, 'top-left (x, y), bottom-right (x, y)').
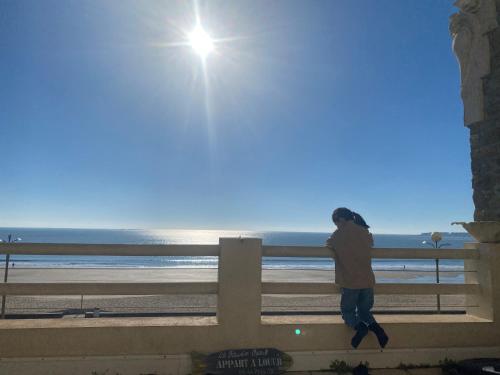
top-left (368, 232), bottom-right (374, 247)
top-left (326, 230), bottom-right (338, 249)
top-left (326, 235), bottom-right (334, 248)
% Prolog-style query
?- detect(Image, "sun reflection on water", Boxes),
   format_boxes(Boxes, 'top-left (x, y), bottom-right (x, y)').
top-left (143, 229), bottom-right (263, 244)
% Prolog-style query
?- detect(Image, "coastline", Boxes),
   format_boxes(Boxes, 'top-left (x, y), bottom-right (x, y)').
top-left (2, 268), bottom-right (465, 315)
top-left (0, 267), bottom-right (463, 282)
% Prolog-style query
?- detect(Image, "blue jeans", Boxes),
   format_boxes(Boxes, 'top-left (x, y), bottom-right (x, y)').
top-left (340, 288), bottom-right (376, 328)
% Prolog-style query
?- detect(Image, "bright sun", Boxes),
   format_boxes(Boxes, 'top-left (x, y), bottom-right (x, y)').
top-left (188, 25), bottom-right (214, 59)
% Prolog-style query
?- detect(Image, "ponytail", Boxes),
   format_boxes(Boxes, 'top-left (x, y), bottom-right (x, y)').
top-left (352, 212), bottom-right (370, 229)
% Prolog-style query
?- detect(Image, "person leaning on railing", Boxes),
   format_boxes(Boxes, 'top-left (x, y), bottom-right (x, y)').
top-left (326, 207), bottom-right (389, 349)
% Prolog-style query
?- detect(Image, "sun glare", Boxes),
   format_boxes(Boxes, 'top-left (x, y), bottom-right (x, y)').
top-left (188, 25), bottom-right (214, 59)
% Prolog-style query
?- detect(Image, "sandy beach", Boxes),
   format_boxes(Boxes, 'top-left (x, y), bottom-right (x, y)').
top-left (1, 268), bottom-right (465, 315)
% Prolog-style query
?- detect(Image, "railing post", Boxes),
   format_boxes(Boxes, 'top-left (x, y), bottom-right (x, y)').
top-left (465, 242), bottom-right (500, 321)
top-left (217, 238), bottom-right (262, 343)
top-left (435, 258), bottom-right (441, 313)
top-left (1, 253), bottom-right (10, 318)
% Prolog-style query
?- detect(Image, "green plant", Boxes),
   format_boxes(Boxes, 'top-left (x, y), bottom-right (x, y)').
top-left (359, 361), bottom-right (369, 368)
top-left (329, 359), bottom-right (352, 373)
top-left (439, 358), bottom-right (460, 375)
top-left (397, 362), bottom-right (432, 370)
top-left (329, 360), bottom-right (370, 374)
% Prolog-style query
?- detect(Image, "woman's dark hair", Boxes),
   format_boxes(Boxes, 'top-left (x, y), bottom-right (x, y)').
top-left (332, 207), bottom-right (370, 229)
top-left (332, 207), bottom-right (353, 222)
top-left (352, 211), bottom-right (370, 229)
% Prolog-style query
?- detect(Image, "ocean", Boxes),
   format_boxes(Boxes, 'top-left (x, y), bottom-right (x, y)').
top-left (0, 228), bottom-right (474, 279)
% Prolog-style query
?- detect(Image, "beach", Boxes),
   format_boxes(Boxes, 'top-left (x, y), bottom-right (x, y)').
top-left (2, 268), bottom-right (465, 315)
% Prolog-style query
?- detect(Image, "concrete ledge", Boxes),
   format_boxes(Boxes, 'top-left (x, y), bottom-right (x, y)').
top-left (0, 313), bottom-right (488, 331)
top-left (0, 314), bottom-right (498, 358)
top-left (0, 316), bottom-right (218, 329)
top-left (287, 348), bottom-right (500, 370)
top-left (2, 347), bottom-right (500, 375)
top-left (262, 314), bottom-right (492, 325)
top-left (295, 371), bottom-right (442, 375)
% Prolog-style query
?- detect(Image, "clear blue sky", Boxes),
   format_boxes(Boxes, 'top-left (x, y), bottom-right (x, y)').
top-left (0, 0), bottom-right (472, 234)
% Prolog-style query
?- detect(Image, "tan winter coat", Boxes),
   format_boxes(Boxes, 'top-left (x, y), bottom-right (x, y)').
top-left (326, 221), bottom-right (375, 289)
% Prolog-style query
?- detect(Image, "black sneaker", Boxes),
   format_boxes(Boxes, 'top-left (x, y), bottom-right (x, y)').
top-left (368, 322), bottom-right (389, 348)
top-left (351, 322), bottom-right (369, 349)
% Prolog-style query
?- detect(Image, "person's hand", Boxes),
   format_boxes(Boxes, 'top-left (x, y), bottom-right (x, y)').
top-left (326, 237), bottom-right (334, 248)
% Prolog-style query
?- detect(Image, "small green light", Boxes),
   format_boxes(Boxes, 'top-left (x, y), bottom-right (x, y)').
top-left (295, 329), bottom-right (301, 335)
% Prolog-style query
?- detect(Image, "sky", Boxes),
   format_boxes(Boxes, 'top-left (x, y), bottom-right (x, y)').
top-left (0, 0), bottom-right (472, 234)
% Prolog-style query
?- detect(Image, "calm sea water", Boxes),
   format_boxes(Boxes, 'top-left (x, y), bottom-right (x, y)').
top-left (0, 228), bottom-right (474, 277)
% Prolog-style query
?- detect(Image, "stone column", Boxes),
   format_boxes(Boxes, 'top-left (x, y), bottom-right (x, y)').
top-left (464, 242), bottom-right (496, 320)
top-left (217, 238), bottom-right (262, 346)
top-left (450, 0), bottom-right (500, 220)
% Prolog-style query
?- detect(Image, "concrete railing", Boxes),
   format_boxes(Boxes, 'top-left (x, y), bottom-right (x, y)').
top-left (0, 243), bottom-right (220, 316)
top-left (0, 240), bottom-right (480, 303)
top-left (0, 238), bottom-right (499, 374)
top-left (262, 246), bottom-right (480, 297)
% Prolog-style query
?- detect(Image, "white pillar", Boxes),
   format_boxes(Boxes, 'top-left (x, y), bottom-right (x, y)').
top-left (465, 242), bottom-right (500, 321)
top-left (217, 238), bottom-right (262, 344)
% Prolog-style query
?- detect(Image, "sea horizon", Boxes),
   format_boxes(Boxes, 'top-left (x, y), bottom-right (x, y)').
top-left (0, 228), bottom-right (473, 283)
top-left (0, 226), bottom-right (470, 238)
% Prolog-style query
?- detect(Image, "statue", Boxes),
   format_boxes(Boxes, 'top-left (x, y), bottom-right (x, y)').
top-left (449, 0), bottom-right (498, 126)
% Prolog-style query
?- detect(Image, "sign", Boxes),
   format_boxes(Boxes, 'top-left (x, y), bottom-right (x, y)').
top-left (192, 348), bottom-right (293, 375)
